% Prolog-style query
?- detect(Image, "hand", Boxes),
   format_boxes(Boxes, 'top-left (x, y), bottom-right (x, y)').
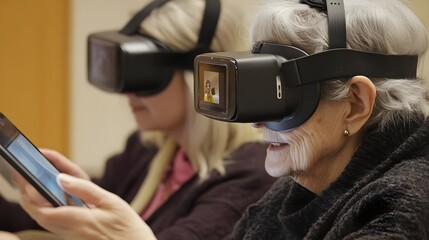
top-left (39, 148), bottom-right (89, 180)
top-left (0, 231), bottom-right (20, 240)
top-left (17, 174), bottom-right (157, 240)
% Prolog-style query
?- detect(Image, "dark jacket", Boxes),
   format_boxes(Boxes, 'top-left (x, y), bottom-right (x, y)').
top-left (0, 131), bottom-right (275, 240)
top-left (228, 114), bottom-right (429, 240)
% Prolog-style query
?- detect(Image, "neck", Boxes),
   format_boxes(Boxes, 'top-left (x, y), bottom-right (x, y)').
top-left (164, 121), bottom-right (189, 153)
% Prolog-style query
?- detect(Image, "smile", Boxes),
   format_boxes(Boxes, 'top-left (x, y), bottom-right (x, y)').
top-left (267, 142), bottom-right (289, 151)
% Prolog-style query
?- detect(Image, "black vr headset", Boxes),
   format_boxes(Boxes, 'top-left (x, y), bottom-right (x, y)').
top-left (193, 0), bottom-right (418, 131)
top-left (87, 0), bottom-right (220, 96)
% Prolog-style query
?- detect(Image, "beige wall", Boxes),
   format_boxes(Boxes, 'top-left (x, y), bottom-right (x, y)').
top-left (70, 0), bottom-right (150, 176)
top-left (409, 0), bottom-right (429, 81)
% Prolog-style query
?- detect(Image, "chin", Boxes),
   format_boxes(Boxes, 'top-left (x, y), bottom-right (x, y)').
top-left (137, 123), bottom-right (157, 131)
top-left (265, 152), bottom-right (291, 177)
top-left (265, 162), bottom-right (289, 177)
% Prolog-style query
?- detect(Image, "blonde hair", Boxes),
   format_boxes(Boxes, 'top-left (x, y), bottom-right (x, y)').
top-left (138, 0), bottom-right (263, 179)
top-left (251, 0), bottom-right (429, 131)
top-left (139, 0), bottom-right (259, 51)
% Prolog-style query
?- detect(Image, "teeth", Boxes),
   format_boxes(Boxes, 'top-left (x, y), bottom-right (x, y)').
top-left (271, 143), bottom-right (282, 146)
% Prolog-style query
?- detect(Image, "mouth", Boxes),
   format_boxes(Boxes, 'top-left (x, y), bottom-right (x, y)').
top-left (267, 142), bottom-right (289, 151)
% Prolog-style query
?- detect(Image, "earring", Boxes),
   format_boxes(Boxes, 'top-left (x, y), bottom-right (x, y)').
top-left (344, 129), bottom-right (350, 136)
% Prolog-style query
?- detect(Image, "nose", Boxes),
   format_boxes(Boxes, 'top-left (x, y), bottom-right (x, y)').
top-left (250, 122), bottom-right (264, 128)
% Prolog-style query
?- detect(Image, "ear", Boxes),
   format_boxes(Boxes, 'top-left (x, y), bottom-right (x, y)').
top-left (345, 76), bottom-right (376, 135)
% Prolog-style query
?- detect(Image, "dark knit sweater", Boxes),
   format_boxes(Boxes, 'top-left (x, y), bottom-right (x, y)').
top-left (228, 114), bottom-right (429, 240)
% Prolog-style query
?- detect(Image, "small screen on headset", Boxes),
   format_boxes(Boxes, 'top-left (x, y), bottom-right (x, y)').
top-left (198, 63), bottom-right (227, 112)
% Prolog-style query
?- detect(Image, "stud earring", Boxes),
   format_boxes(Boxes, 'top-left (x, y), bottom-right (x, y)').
top-left (344, 129), bottom-right (350, 136)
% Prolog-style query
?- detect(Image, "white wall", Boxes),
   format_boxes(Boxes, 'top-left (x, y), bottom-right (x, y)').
top-left (411, 0), bottom-right (429, 82)
top-left (70, 0), bottom-right (151, 177)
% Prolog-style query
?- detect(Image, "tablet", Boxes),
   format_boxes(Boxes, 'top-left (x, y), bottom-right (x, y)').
top-left (0, 112), bottom-right (86, 207)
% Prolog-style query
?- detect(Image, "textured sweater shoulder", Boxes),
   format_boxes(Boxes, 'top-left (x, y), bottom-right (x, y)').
top-left (228, 114), bottom-right (429, 240)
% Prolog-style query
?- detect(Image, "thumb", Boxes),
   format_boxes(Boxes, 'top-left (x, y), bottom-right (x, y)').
top-left (57, 173), bottom-right (119, 208)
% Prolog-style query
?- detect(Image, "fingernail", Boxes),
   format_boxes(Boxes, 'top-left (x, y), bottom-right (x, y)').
top-left (56, 173), bottom-right (73, 189)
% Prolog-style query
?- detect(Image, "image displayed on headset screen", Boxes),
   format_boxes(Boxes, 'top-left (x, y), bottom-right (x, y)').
top-left (198, 64), bottom-right (226, 109)
top-left (194, 42), bottom-right (418, 132)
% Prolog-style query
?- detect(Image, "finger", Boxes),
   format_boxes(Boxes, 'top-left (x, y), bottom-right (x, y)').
top-left (13, 171), bottom-right (28, 194)
top-left (20, 192), bottom-right (48, 221)
top-left (40, 149), bottom-right (89, 180)
top-left (20, 193), bottom-right (86, 232)
top-left (24, 184), bottom-right (52, 206)
top-left (13, 172), bottom-right (53, 207)
top-left (57, 174), bottom-right (119, 208)
top-left (0, 231), bottom-right (20, 240)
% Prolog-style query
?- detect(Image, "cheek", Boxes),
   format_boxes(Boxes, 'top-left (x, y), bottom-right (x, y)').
top-left (290, 129), bottom-right (341, 173)
top-left (288, 136), bottom-right (316, 172)
top-left (289, 131), bottom-right (323, 172)
top-left (154, 100), bottom-right (187, 127)
top-left (169, 103), bottom-right (187, 123)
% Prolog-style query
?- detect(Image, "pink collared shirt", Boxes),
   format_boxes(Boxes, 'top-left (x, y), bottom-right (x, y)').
top-left (141, 148), bottom-right (195, 219)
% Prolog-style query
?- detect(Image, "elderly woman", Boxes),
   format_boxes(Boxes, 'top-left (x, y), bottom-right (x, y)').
top-left (226, 0), bottom-right (429, 239)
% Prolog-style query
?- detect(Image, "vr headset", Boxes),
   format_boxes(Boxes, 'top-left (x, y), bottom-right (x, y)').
top-left (193, 0), bottom-right (418, 131)
top-left (87, 0), bottom-right (220, 96)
